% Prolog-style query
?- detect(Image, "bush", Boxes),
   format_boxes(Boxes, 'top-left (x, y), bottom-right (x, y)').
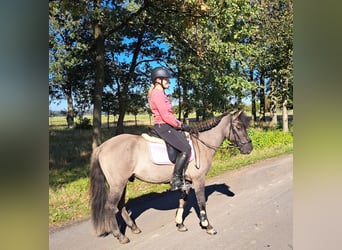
top-left (75, 117), bottom-right (92, 129)
top-left (248, 128), bottom-right (293, 150)
top-left (216, 128), bottom-right (293, 159)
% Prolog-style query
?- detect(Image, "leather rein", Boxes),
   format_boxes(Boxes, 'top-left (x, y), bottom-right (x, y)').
top-left (189, 115), bottom-right (242, 169)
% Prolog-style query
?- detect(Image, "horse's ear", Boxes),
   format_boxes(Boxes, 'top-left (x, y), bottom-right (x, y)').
top-left (233, 110), bottom-right (244, 120)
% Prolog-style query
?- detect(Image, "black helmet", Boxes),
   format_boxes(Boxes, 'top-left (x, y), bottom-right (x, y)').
top-left (151, 67), bottom-right (171, 82)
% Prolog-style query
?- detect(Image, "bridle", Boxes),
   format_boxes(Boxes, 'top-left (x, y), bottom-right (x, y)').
top-left (190, 115), bottom-right (251, 169)
top-left (191, 115), bottom-right (250, 151)
top-left (226, 116), bottom-right (252, 148)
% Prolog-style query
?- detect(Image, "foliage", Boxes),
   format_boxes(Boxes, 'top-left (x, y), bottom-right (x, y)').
top-left (247, 127), bottom-right (293, 149)
top-left (49, 0), bottom-right (294, 137)
top-left (214, 127), bottom-right (293, 160)
top-left (75, 117), bottom-right (92, 129)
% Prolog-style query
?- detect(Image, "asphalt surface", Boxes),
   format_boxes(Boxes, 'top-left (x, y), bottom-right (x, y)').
top-left (49, 154), bottom-right (293, 250)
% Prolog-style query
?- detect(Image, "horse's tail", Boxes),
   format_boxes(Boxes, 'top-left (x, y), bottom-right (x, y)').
top-left (90, 146), bottom-right (109, 235)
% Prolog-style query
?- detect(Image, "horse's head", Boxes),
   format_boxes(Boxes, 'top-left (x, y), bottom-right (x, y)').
top-left (226, 110), bottom-right (253, 154)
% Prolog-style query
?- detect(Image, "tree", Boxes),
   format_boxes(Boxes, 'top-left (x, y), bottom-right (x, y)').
top-left (49, 0), bottom-right (293, 138)
top-left (126, 92), bottom-right (146, 126)
top-left (49, 1), bottom-right (91, 128)
top-left (256, 0), bottom-right (293, 131)
top-left (102, 91), bottom-right (118, 128)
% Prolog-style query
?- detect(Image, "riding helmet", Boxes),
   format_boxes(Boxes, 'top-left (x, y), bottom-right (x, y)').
top-left (151, 67), bottom-right (171, 82)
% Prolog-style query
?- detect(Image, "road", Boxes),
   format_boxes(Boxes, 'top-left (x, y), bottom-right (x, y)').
top-left (49, 154), bottom-right (293, 250)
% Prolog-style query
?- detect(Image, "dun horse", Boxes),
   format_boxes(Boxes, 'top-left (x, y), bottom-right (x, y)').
top-left (90, 110), bottom-right (253, 244)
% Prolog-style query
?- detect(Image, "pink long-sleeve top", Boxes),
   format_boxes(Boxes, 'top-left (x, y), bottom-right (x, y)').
top-left (150, 88), bottom-right (182, 128)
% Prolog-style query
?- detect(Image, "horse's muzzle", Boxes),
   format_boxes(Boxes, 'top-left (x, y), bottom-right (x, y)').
top-left (239, 140), bottom-right (253, 154)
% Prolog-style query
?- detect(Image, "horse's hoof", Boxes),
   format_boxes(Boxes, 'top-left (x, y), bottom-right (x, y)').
top-left (200, 219), bottom-right (209, 227)
top-left (98, 231), bottom-right (110, 237)
top-left (177, 224), bottom-right (188, 232)
top-left (118, 235), bottom-right (130, 244)
top-left (131, 224), bottom-right (142, 234)
top-left (206, 228), bottom-right (217, 235)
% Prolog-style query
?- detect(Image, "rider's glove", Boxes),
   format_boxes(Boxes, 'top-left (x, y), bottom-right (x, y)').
top-left (180, 123), bottom-right (191, 132)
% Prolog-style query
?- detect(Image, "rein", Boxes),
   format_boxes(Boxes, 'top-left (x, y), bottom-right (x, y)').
top-left (191, 133), bottom-right (221, 151)
top-left (190, 115), bottom-right (239, 169)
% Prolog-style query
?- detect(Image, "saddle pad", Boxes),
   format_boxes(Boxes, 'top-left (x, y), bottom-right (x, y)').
top-left (141, 133), bottom-right (165, 144)
top-left (141, 132), bottom-right (191, 144)
top-left (147, 139), bottom-right (195, 165)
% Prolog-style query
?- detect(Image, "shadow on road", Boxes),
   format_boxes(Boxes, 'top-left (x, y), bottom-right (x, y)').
top-left (115, 183), bottom-right (235, 234)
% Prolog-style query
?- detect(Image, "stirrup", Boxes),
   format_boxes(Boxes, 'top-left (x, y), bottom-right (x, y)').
top-left (170, 180), bottom-right (190, 192)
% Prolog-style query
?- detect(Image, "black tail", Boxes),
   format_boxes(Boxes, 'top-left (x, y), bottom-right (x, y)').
top-left (90, 147), bottom-right (109, 235)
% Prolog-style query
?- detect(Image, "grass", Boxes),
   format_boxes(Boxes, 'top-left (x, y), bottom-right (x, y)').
top-left (49, 113), bottom-right (293, 230)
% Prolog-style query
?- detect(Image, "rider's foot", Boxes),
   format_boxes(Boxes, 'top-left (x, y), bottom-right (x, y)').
top-left (170, 177), bottom-right (188, 191)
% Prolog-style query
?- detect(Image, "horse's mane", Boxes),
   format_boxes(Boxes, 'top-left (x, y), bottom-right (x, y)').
top-left (190, 112), bottom-right (230, 133)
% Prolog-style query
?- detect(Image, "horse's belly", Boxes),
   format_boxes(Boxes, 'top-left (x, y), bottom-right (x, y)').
top-left (134, 160), bottom-right (174, 184)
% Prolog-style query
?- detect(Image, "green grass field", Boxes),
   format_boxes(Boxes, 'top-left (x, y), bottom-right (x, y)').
top-left (49, 114), bottom-right (153, 128)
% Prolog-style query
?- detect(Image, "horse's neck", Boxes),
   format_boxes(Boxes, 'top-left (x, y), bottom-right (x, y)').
top-left (196, 116), bottom-right (228, 149)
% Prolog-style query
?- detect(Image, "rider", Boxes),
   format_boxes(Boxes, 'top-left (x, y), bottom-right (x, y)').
top-left (148, 67), bottom-right (191, 191)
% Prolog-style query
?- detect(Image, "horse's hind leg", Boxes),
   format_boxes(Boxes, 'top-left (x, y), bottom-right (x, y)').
top-left (175, 190), bottom-right (189, 232)
top-left (106, 189), bottom-right (130, 244)
top-left (118, 186), bottom-right (141, 234)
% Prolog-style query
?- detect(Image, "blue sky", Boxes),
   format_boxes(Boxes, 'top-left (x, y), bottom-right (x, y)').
top-left (49, 37), bottom-right (173, 112)
top-left (50, 99), bottom-right (68, 111)
top-left (49, 76), bottom-right (177, 112)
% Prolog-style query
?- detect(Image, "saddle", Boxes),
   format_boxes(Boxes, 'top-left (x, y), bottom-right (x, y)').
top-left (141, 128), bottom-right (194, 165)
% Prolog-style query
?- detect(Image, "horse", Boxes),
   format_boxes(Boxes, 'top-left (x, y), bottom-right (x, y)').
top-left (90, 110), bottom-right (253, 244)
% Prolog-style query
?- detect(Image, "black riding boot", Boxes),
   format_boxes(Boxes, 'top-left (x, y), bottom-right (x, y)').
top-left (170, 152), bottom-right (189, 191)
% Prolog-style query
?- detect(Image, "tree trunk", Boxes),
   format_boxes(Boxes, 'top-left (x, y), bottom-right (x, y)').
top-left (116, 95), bottom-right (126, 135)
top-left (116, 31), bottom-right (144, 135)
top-left (65, 84), bottom-right (74, 128)
top-left (92, 19), bottom-right (105, 149)
top-left (269, 78), bottom-right (278, 127)
top-left (282, 94), bottom-right (289, 133)
top-left (270, 97), bottom-right (278, 127)
top-left (281, 77), bottom-right (290, 133)
top-left (250, 69), bottom-right (257, 122)
top-left (251, 89), bottom-right (257, 122)
top-left (107, 111), bottom-right (110, 129)
top-left (259, 72), bottom-right (266, 122)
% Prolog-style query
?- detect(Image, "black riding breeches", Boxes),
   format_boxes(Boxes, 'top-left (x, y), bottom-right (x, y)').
top-left (153, 123), bottom-right (191, 160)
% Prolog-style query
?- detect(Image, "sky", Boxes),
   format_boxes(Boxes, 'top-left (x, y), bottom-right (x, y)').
top-left (49, 37), bottom-right (172, 112)
top-left (49, 99), bottom-right (67, 111)
top-left (49, 77), bottom-right (177, 112)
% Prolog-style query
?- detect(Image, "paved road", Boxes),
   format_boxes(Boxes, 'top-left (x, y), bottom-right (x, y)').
top-left (49, 154), bottom-right (293, 250)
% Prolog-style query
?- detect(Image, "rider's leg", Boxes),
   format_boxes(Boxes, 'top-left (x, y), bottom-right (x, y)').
top-left (171, 151), bottom-right (189, 191)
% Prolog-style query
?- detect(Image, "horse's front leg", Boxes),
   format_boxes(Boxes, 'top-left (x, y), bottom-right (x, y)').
top-left (193, 179), bottom-right (217, 235)
top-left (175, 190), bottom-right (189, 232)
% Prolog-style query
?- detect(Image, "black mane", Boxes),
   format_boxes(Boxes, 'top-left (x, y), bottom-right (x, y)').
top-left (190, 112), bottom-right (230, 133)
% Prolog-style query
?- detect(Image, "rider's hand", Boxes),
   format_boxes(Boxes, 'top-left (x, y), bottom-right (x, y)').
top-left (181, 123), bottom-right (191, 132)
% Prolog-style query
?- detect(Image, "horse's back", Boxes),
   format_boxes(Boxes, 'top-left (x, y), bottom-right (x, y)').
top-left (100, 133), bottom-right (140, 148)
